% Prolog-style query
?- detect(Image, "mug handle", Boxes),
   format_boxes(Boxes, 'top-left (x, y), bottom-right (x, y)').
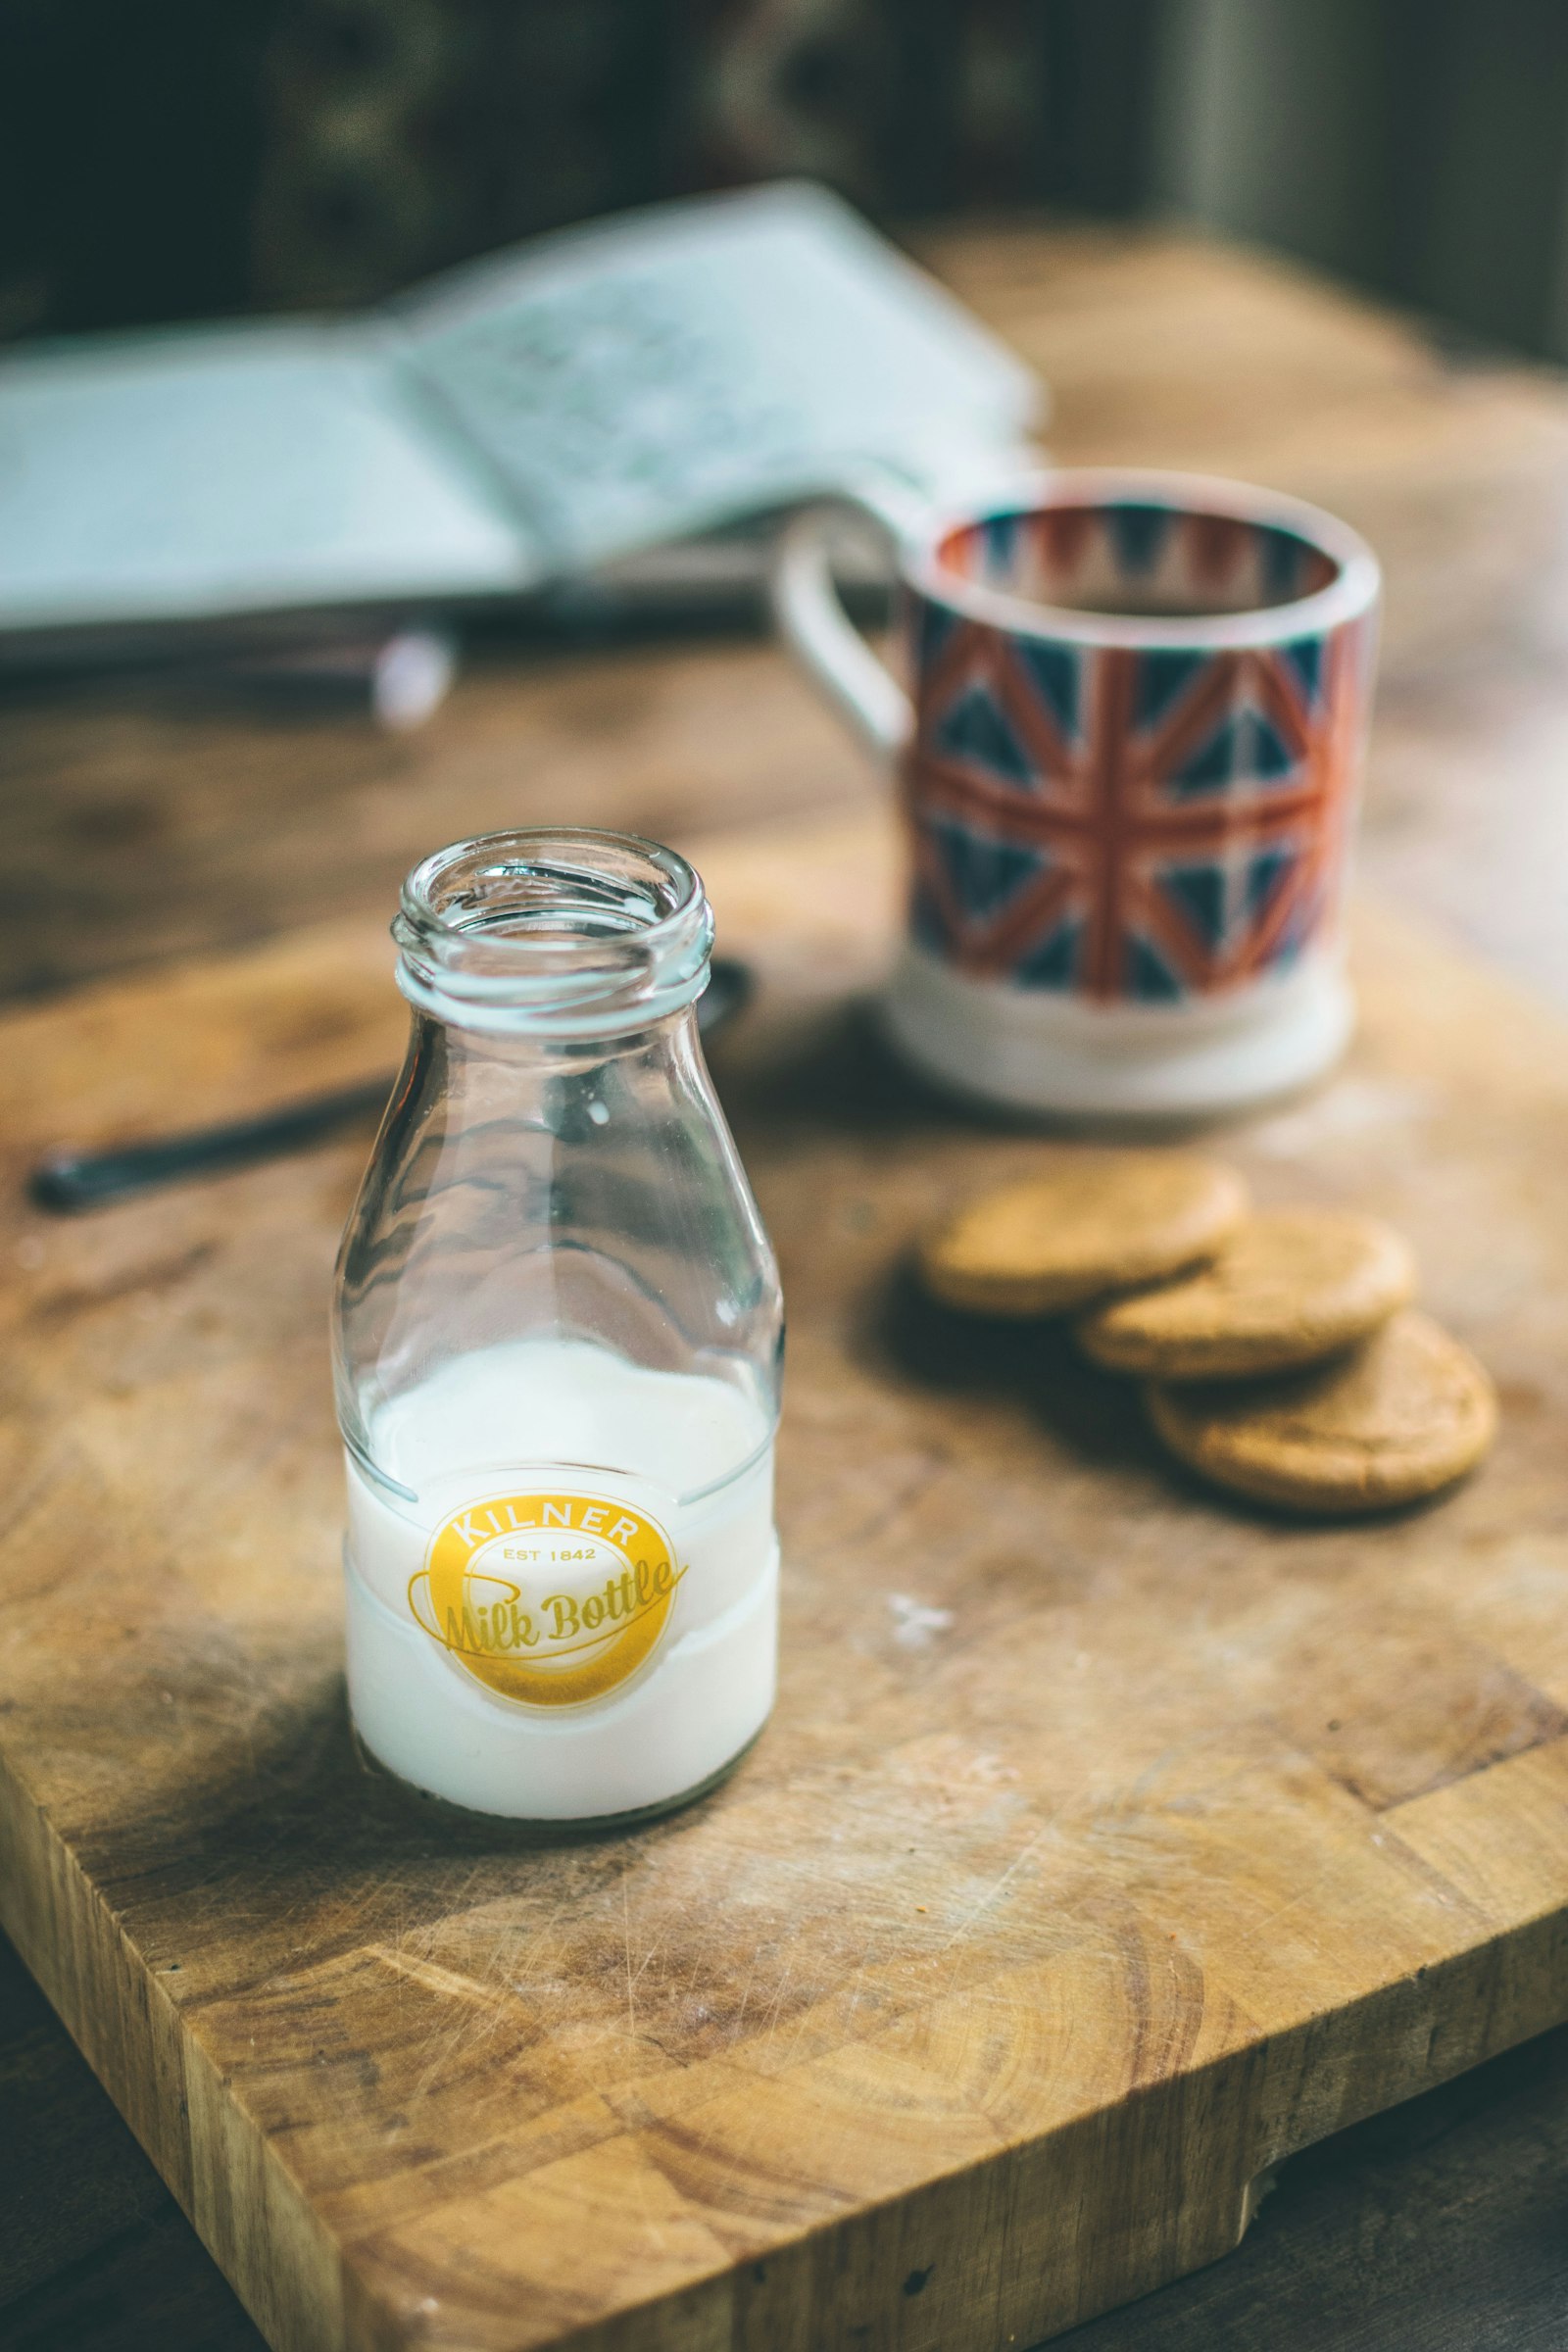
top-left (770, 483), bottom-right (930, 764)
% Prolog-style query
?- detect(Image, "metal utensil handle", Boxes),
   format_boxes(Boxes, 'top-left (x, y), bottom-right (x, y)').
top-left (30, 957), bottom-right (752, 1212)
top-left (29, 1077), bottom-right (399, 1212)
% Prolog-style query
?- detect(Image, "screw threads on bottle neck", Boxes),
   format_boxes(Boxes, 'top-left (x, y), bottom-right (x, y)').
top-left (394, 828), bottom-right (712, 1039)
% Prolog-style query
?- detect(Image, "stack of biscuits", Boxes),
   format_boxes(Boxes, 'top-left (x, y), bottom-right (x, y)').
top-left (919, 1152), bottom-right (1496, 1516)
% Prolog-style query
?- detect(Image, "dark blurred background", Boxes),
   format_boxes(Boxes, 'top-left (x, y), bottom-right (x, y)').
top-left (4, 0), bottom-right (1568, 360)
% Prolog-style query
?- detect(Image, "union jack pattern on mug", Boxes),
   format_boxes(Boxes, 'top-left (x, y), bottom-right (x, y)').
top-left (903, 500), bottom-right (1377, 1004)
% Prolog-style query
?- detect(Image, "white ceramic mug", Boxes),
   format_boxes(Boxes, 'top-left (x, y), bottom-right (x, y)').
top-left (772, 468), bottom-right (1381, 1117)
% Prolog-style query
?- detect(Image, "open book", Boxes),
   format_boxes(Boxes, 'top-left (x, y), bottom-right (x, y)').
top-left (0, 183), bottom-right (1042, 651)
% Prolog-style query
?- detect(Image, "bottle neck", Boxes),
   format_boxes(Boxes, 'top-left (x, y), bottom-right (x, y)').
top-left (392, 829), bottom-right (712, 1043)
top-left (407, 999), bottom-right (706, 1076)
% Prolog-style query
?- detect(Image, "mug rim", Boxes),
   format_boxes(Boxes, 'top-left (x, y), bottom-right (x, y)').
top-left (906, 466), bottom-right (1381, 649)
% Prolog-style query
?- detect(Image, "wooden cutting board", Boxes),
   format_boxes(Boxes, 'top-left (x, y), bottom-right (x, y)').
top-left (2, 808), bottom-right (1566, 2352)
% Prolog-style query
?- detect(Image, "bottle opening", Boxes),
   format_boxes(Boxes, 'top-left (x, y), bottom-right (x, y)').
top-left (394, 828), bottom-right (713, 1035)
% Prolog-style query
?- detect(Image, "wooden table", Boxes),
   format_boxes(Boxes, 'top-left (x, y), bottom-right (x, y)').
top-left (4, 223), bottom-right (1568, 2351)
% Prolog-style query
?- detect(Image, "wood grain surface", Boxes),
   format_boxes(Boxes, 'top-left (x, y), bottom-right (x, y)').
top-left (1, 801), bottom-right (1567, 2351)
top-left (1059, 2017), bottom-right (1568, 2352)
top-left (8, 220), bottom-right (1568, 2351)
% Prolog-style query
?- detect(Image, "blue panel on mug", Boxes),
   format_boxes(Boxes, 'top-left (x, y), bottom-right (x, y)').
top-left (1127, 934), bottom-right (1185, 1001)
top-left (1133, 648), bottom-right (1206, 732)
top-left (1246, 843), bottom-right (1297, 919)
top-left (930, 819), bottom-right (1047, 920)
top-left (1012, 639), bottom-right (1081, 744)
top-left (1016, 915), bottom-right (1082, 992)
top-left (1161, 862), bottom-right (1229, 952)
top-left (935, 684), bottom-right (1035, 787)
top-left (1280, 635), bottom-right (1325, 710)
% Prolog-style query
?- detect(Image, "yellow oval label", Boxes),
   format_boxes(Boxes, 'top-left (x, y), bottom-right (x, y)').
top-left (409, 1490), bottom-right (683, 1708)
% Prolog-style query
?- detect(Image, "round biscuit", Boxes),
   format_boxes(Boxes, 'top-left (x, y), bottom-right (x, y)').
top-left (1148, 1308), bottom-right (1496, 1515)
top-left (919, 1153), bottom-right (1249, 1318)
top-left (1078, 1207), bottom-right (1416, 1380)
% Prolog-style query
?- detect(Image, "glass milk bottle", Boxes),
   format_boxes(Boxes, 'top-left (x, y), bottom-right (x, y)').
top-left (332, 828), bottom-right (783, 1822)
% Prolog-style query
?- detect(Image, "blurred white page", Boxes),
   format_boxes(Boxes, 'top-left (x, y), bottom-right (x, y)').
top-left (0, 183), bottom-right (1041, 640)
top-left (0, 323), bottom-right (535, 632)
top-left (398, 181), bottom-right (1042, 571)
